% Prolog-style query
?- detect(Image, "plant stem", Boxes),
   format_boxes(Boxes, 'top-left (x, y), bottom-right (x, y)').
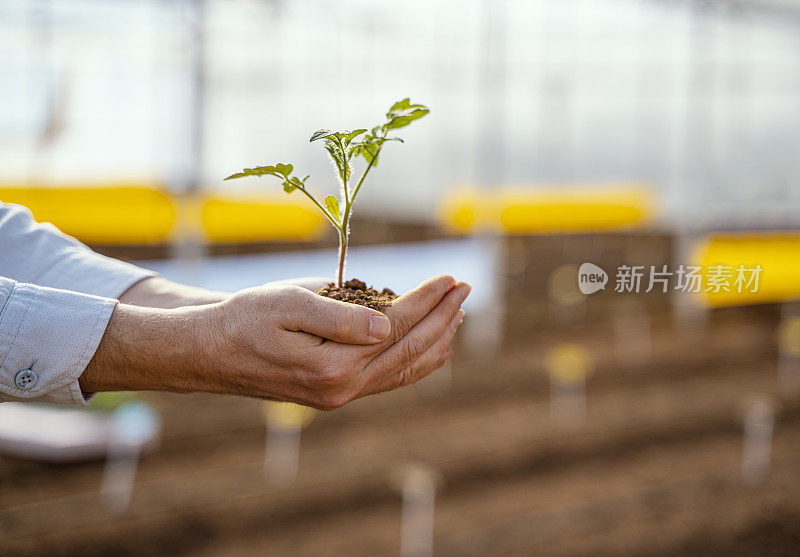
top-left (336, 134), bottom-right (386, 288)
top-left (336, 139), bottom-right (350, 288)
top-left (337, 228), bottom-right (347, 288)
top-left (339, 138), bottom-right (349, 203)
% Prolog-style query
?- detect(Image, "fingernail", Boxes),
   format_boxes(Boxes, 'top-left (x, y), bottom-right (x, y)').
top-left (459, 284), bottom-right (472, 301)
top-left (370, 315), bottom-right (391, 340)
top-left (453, 309), bottom-right (465, 328)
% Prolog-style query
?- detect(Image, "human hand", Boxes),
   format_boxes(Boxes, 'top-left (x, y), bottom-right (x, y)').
top-left (201, 274), bottom-right (470, 409)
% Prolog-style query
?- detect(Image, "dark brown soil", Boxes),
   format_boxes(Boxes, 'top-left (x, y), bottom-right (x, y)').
top-left (315, 278), bottom-right (397, 310)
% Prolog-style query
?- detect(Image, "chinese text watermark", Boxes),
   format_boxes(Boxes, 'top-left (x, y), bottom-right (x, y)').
top-left (579, 263), bottom-right (762, 295)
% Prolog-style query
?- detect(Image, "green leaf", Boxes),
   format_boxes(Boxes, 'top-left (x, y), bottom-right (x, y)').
top-left (362, 141), bottom-right (380, 166)
top-left (224, 165), bottom-right (278, 180)
top-left (324, 142), bottom-right (351, 184)
top-left (310, 129), bottom-right (331, 142)
top-left (389, 98), bottom-right (411, 113)
top-left (348, 133), bottom-right (390, 166)
top-left (386, 98), bottom-right (429, 130)
top-left (275, 163), bottom-right (293, 178)
top-left (387, 98), bottom-right (427, 118)
top-left (312, 130), bottom-right (354, 148)
top-left (324, 142), bottom-right (342, 164)
top-left (324, 195), bottom-right (340, 221)
top-left (385, 108), bottom-right (429, 130)
top-left (223, 163), bottom-right (309, 197)
top-left (344, 129), bottom-right (367, 147)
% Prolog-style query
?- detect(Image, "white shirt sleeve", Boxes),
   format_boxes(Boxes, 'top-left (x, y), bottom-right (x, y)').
top-left (0, 277), bottom-right (117, 405)
top-left (0, 201), bottom-right (159, 405)
top-left (0, 202), bottom-right (156, 299)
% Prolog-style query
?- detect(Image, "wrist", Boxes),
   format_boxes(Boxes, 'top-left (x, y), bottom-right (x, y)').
top-left (80, 302), bottom-right (224, 395)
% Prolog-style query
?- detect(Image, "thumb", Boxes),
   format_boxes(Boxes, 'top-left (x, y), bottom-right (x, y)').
top-left (284, 288), bottom-right (392, 344)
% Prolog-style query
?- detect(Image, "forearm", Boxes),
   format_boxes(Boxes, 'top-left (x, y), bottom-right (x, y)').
top-left (79, 302), bottom-right (223, 394)
top-left (119, 276), bottom-right (229, 309)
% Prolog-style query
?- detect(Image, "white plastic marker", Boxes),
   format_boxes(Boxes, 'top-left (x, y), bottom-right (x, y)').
top-left (544, 344), bottom-right (594, 427)
top-left (777, 309), bottom-right (800, 392)
top-left (670, 234), bottom-right (709, 331)
top-left (741, 394), bottom-right (776, 485)
top-left (613, 300), bottom-right (652, 366)
top-left (100, 402), bottom-right (161, 514)
top-left (263, 401), bottom-right (315, 486)
top-left (391, 463), bottom-right (439, 557)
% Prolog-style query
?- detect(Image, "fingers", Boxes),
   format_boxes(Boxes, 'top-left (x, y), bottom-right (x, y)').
top-left (363, 309), bottom-right (463, 397)
top-left (385, 274), bottom-right (457, 343)
top-left (361, 282), bottom-right (470, 391)
top-left (279, 286), bottom-right (391, 345)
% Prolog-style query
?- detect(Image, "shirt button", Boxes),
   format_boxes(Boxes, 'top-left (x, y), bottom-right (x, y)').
top-left (15, 367), bottom-right (38, 390)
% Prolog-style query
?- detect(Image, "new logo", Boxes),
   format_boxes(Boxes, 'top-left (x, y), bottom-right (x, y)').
top-left (578, 262), bottom-right (608, 295)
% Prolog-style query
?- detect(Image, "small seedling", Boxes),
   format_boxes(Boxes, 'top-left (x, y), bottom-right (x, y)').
top-left (225, 99), bottom-right (429, 306)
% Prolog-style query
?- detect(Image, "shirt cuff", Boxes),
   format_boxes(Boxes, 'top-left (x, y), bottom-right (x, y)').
top-left (0, 281), bottom-right (117, 405)
top-left (35, 247), bottom-right (157, 300)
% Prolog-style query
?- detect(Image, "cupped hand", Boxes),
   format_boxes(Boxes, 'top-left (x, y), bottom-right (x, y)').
top-left (206, 274), bottom-right (470, 409)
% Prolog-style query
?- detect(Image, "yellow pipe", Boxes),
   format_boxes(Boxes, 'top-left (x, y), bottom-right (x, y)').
top-left (0, 185), bottom-right (175, 244)
top-left (439, 184), bottom-right (654, 234)
top-left (694, 232), bottom-right (800, 307)
top-left (0, 185), bottom-right (327, 244)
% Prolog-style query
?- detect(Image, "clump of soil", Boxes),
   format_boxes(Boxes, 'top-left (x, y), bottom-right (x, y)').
top-left (316, 279), bottom-right (397, 311)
